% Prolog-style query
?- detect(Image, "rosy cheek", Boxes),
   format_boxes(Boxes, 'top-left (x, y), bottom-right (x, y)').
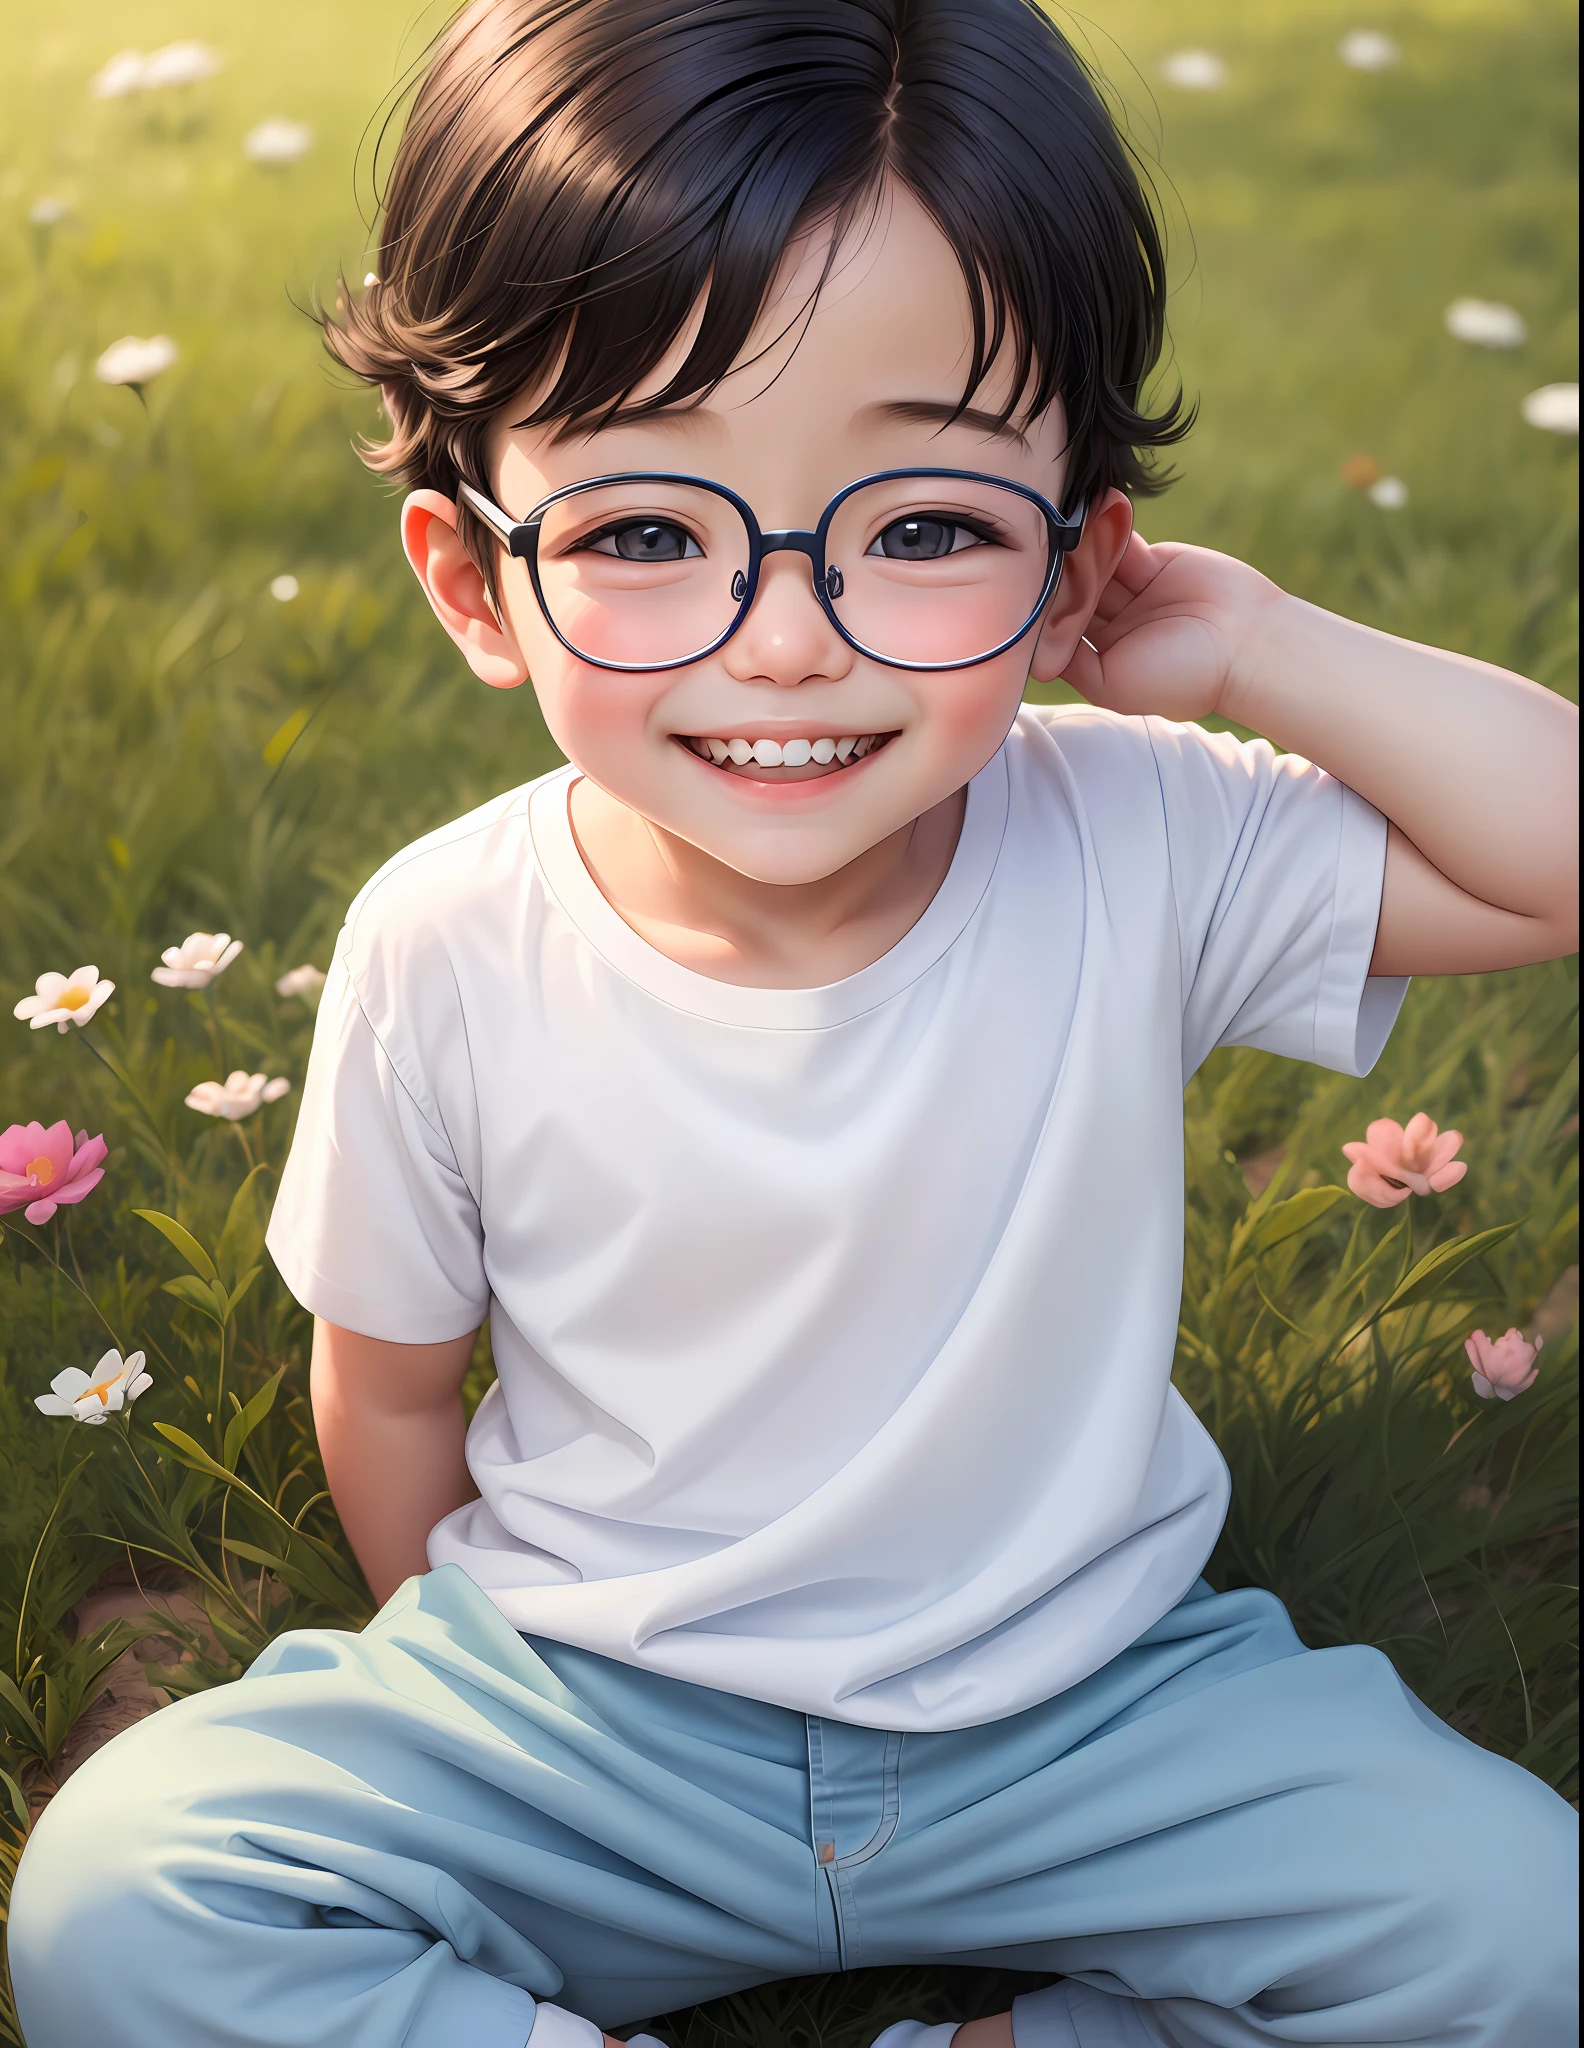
top-left (913, 658), bottom-right (1027, 763)
top-left (543, 667), bottom-right (672, 779)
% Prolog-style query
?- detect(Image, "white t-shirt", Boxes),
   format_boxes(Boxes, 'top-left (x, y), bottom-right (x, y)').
top-left (267, 705), bottom-right (1405, 1731)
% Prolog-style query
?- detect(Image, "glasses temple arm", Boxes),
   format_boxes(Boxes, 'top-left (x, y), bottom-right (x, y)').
top-left (1054, 496), bottom-right (1089, 552)
top-left (458, 481), bottom-right (523, 546)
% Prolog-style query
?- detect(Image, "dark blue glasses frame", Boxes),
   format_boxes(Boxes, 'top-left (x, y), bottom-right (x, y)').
top-left (458, 468), bottom-right (1087, 674)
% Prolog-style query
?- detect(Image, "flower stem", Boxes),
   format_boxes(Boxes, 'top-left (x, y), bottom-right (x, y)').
top-left (74, 1028), bottom-right (176, 1179)
top-left (214, 1318), bottom-right (229, 1460)
top-left (9, 1223), bottom-right (125, 1352)
top-left (12, 1456), bottom-right (90, 1685)
top-left (202, 986), bottom-right (227, 1076)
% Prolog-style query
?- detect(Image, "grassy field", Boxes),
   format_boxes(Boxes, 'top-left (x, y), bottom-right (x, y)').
top-left (0, 1), bottom-right (1577, 2042)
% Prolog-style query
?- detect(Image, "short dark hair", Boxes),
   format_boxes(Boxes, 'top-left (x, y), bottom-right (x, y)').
top-left (328, 0), bottom-right (1188, 578)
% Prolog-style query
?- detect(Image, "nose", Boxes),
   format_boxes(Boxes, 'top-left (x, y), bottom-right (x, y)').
top-left (722, 547), bottom-right (854, 690)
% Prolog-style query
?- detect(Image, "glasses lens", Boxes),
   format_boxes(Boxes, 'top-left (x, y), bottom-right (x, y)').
top-left (823, 476), bottom-right (1053, 665)
top-left (533, 480), bottom-right (750, 667)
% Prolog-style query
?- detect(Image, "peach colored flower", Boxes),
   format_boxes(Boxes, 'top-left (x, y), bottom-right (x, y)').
top-left (0, 1122), bottom-right (109, 1225)
top-left (14, 965), bottom-right (115, 1033)
top-left (1465, 1328), bottom-right (1542, 1401)
top-left (152, 932), bottom-right (242, 989)
top-left (185, 1071), bottom-right (290, 1121)
top-left (1342, 1113), bottom-right (1467, 1208)
top-left (274, 963), bottom-right (325, 1000)
top-left (35, 1348), bottom-right (152, 1425)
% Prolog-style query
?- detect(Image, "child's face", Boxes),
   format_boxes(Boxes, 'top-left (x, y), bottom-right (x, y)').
top-left (407, 184), bottom-right (1131, 887)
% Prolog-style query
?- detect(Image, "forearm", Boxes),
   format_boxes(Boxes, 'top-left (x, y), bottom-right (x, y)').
top-left (310, 1322), bottom-right (480, 1606)
top-left (1224, 594), bottom-right (1579, 942)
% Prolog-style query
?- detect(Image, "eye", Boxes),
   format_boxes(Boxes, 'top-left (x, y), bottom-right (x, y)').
top-left (580, 519), bottom-right (703, 562)
top-left (867, 514), bottom-right (994, 561)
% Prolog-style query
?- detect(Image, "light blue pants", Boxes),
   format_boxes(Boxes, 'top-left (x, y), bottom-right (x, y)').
top-left (9, 1566), bottom-right (1576, 2048)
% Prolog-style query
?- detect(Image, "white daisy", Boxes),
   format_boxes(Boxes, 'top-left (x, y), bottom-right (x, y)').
top-left (1444, 299), bottom-right (1527, 349)
top-left (151, 932), bottom-right (243, 989)
top-left (1368, 476), bottom-right (1409, 509)
top-left (28, 197), bottom-right (69, 227)
top-left (1162, 50), bottom-right (1228, 91)
top-left (1339, 31), bottom-right (1399, 71)
top-left (185, 1071), bottom-right (291, 1121)
top-left (91, 51), bottom-right (148, 100)
top-left (14, 966), bottom-right (116, 1034)
top-left (269, 574), bottom-right (300, 602)
top-left (35, 1349), bottom-right (152, 1425)
top-left (139, 42), bottom-right (222, 89)
top-left (95, 335), bottom-right (179, 388)
top-left (1520, 382), bottom-right (1578, 435)
top-left (244, 119), bottom-right (313, 166)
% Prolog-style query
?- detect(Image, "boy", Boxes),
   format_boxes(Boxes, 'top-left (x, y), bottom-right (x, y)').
top-left (10, 2), bottom-right (1577, 2044)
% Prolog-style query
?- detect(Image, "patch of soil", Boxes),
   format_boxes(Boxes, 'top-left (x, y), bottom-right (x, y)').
top-left (49, 1582), bottom-right (221, 1787)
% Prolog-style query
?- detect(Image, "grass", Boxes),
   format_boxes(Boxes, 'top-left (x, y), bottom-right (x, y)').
top-left (0, 0), bottom-right (1577, 2041)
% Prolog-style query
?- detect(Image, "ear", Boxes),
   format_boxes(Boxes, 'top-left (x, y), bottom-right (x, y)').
top-left (1028, 488), bottom-right (1134, 686)
top-left (400, 490), bottom-right (529, 690)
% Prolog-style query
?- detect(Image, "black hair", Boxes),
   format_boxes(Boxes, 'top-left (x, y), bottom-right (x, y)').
top-left (327, 0), bottom-right (1188, 582)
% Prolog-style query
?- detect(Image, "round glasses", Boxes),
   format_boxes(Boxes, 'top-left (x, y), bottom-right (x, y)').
top-left (459, 468), bottom-right (1086, 673)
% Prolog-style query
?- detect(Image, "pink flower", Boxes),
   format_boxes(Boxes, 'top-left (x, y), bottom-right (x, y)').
top-left (0, 1121), bottom-right (109, 1225)
top-left (1465, 1328), bottom-right (1542, 1401)
top-left (1341, 1113), bottom-right (1468, 1208)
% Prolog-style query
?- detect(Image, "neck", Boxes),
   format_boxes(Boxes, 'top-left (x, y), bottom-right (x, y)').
top-left (567, 778), bottom-right (967, 989)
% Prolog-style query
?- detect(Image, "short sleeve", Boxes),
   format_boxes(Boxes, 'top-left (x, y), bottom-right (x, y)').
top-left (265, 944), bottom-right (489, 1343)
top-left (1145, 718), bottom-right (1409, 1083)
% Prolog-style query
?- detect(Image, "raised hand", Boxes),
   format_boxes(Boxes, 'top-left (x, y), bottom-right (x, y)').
top-left (1062, 528), bottom-right (1287, 725)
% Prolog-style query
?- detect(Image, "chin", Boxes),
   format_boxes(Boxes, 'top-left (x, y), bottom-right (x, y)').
top-left (692, 829), bottom-right (867, 889)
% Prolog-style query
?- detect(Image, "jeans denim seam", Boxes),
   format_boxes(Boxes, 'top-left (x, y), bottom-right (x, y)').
top-left (806, 1717), bottom-right (843, 1972)
top-left (832, 1729), bottom-right (904, 1870)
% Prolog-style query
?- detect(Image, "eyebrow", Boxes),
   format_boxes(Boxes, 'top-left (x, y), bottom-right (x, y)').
top-left (545, 396), bottom-right (1032, 450)
top-left (867, 399), bottom-right (1031, 450)
top-left (547, 403), bottom-right (721, 447)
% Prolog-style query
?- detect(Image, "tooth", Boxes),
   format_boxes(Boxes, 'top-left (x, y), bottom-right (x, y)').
top-left (853, 736), bottom-right (872, 758)
top-left (811, 737), bottom-right (836, 764)
top-left (706, 738), bottom-right (729, 763)
top-left (781, 738), bottom-right (813, 767)
top-left (727, 738), bottom-right (753, 765)
top-left (751, 739), bottom-right (783, 766)
top-left (835, 737), bottom-right (856, 761)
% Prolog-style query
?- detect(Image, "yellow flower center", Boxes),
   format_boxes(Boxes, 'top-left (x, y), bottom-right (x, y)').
top-left (84, 1376), bottom-right (119, 1405)
top-left (59, 986), bottom-right (93, 1011)
top-left (26, 1155), bottom-right (55, 1185)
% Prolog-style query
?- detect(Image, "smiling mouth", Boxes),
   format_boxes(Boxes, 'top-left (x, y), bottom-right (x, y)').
top-left (674, 732), bottom-right (899, 780)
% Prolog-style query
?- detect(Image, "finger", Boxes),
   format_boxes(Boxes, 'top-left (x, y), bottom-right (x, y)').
top-left (1084, 582), bottom-right (1159, 650)
top-left (1087, 579), bottom-right (1137, 626)
top-left (1103, 529), bottom-right (1164, 596)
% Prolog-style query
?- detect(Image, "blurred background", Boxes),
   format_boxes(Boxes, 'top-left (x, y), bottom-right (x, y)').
top-left (1, 0), bottom-right (1576, 958)
top-left (0, 4), bottom-right (1577, 2042)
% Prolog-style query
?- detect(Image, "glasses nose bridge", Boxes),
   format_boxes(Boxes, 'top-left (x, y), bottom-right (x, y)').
top-left (758, 528), bottom-right (822, 567)
top-left (755, 528), bottom-right (845, 608)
